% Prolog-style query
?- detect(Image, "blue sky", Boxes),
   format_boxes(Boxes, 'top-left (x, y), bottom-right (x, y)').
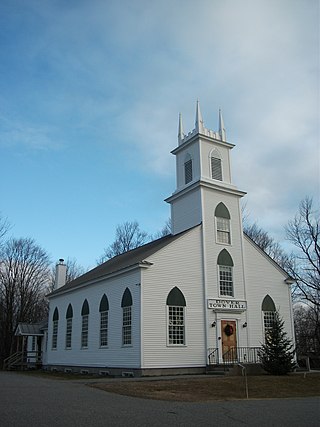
top-left (1, 0), bottom-right (319, 269)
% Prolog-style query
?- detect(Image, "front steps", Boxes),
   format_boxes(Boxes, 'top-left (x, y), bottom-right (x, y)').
top-left (206, 363), bottom-right (265, 376)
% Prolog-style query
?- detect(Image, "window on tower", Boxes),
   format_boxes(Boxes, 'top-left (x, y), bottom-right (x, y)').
top-left (184, 154), bottom-right (193, 184)
top-left (210, 149), bottom-right (222, 181)
top-left (217, 249), bottom-right (234, 297)
top-left (215, 202), bottom-right (231, 244)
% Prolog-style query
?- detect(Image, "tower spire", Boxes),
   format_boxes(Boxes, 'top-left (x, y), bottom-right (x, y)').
top-left (195, 100), bottom-right (204, 133)
top-left (219, 109), bottom-right (226, 141)
top-left (178, 112), bottom-right (184, 144)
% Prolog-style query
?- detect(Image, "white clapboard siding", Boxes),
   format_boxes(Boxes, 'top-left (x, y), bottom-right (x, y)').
top-left (141, 226), bottom-right (206, 368)
top-left (47, 269), bottom-right (141, 368)
top-left (201, 187), bottom-right (246, 301)
top-left (171, 188), bottom-right (202, 235)
top-left (243, 235), bottom-right (295, 347)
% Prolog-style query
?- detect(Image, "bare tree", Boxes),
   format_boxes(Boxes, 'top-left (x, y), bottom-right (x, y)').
top-left (294, 303), bottom-right (320, 357)
top-left (49, 257), bottom-right (86, 292)
top-left (285, 197), bottom-right (320, 307)
top-left (153, 218), bottom-right (172, 239)
top-left (0, 237), bottom-right (51, 362)
top-left (244, 221), bottom-right (289, 269)
top-left (98, 221), bottom-right (148, 264)
top-left (0, 213), bottom-right (10, 247)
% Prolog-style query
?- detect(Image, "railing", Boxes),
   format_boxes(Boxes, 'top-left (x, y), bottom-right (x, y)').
top-left (3, 351), bottom-right (43, 370)
top-left (207, 348), bottom-right (219, 365)
top-left (207, 347), bottom-right (261, 365)
top-left (222, 347), bottom-right (261, 364)
top-left (3, 352), bottom-right (23, 370)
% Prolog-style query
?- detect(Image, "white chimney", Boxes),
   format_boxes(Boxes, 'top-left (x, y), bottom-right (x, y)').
top-left (55, 259), bottom-right (67, 290)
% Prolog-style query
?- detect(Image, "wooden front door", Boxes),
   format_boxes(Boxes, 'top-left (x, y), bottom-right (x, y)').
top-left (221, 320), bottom-right (237, 362)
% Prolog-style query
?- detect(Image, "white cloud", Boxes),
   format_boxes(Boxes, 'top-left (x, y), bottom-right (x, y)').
top-left (0, 0), bottom-right (318, 264)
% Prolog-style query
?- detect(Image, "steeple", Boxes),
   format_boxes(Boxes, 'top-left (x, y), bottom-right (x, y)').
top-left (166, 103), bottom-right (246, 236)
top-left (195, 100), bottom-right (204, 133)
top-left (219, 109), bottom-right (226, 142)
top-left (178, 113), bottom-right (184, 145)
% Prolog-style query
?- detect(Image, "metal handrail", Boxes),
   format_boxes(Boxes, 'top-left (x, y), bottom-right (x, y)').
top-left (222, 347), bottom-right (262, 364)
top-left (207, 348), bottom-right (219, 365)
top-left (207, 346), bottom-right (262, 365)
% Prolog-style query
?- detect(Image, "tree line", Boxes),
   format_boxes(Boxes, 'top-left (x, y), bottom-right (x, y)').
top-left (0, 218), bottom-right (85, 364)
top-left (243, 196), bottom-right (319, 360)
top-left (0, 196), bottom-right (319, 365)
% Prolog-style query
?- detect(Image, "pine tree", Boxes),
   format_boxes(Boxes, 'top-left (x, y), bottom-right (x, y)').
top-left (260, 311), bottom-right (296, 375)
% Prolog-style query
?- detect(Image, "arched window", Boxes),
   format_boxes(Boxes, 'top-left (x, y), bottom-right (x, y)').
top-left (81, 299), bottom-right (89, 349)
top-left (262, 295), bottom-right (276, 335)
top-left (166, 287), bottom-right (186, 345)
top-left (210, 149), bottom-right (222, 181)
top-left (217, 250), bottom-right (234, 297)
top-left (99, 294), bottom-right (109, 347)
top-left (215, 202), bottom-right (231, 244)
top-left (121, 288), bottom-right (132, 346)
top-left (184, 153), bottom-right (193, 184)
top-left (65, 304), bottom-right (73, 349)
top-left (52, 307), bottom-right (59, 350)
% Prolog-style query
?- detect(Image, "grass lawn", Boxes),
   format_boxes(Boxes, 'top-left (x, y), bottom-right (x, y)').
top-left (91, 373), bottom-right (320, 402)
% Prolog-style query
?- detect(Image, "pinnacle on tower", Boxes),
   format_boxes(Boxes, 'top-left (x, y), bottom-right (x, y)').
top-left (219, 109), bottom-right (226, 142)
top-left (178, 112), bottom-right (185, 144)
top-left (195, 100), bottom-right (204, 133)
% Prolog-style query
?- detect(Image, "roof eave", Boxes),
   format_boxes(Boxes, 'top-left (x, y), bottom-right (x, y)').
top-left (49, 262), bottom-right (146, 298)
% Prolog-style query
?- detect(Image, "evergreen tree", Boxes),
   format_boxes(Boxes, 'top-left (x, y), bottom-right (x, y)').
top-left (260, 311), bottom-right (296, 375)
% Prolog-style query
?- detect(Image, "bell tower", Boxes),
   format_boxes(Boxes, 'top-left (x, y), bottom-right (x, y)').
top-left (165, 101), bottom-right (246, 235)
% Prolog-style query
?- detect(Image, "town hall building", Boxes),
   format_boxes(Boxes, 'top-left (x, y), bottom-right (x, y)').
top-left (16, 102), bottom-right (295, 376)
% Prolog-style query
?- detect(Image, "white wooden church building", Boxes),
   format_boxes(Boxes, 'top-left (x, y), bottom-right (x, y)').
top-left (19, 103), bottom-right (295, 375)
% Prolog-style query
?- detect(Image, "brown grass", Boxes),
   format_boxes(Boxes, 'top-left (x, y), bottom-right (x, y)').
top-left (91, 373), bottom-right (320, 402)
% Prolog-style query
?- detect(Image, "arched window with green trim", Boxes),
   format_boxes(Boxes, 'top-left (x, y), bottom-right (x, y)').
top-left (52, 307), bottom-right (59, 350)
top-left (262, 295), bottom-right (276, 335)
top-left (215, 202), bottom-right (231, 244)
top-left (121, 288), bottom-right (132, 346)
top-left (65, 304), bottom-right (73, 349)
top-left (99, 294), bottom-right (109, 347)
top-left (166, 287), bottom-right (186, 345)
top-left (81, 299), bottom-right (89, 349)
top-left (218, 249), bottom-right (234, 296)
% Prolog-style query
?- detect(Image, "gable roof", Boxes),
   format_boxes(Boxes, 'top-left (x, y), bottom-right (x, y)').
top-left (49, 226), bottom-right (198, 297)
top-left (15, 320), bottom-right (48, 336)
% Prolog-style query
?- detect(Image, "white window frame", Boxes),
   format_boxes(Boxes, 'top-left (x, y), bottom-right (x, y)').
top-left (52, 320), bottom-right (58, 350)
top-left (100, 310), bottom-right (108, 348)
top-left (167, 305), bottom-right (186, 346)
top-left (219, 265), bottom-right (234, 297)
top-left (65, 318), bottom-right (72, 349)
top-left (215, 216), bottom-right (231, 245)
top-left (122, 306), bottom-right (132, 346)
top-left (263, 311), bottom-right (276, 337)
top-left (81, 314), bottom-right (89, 349)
